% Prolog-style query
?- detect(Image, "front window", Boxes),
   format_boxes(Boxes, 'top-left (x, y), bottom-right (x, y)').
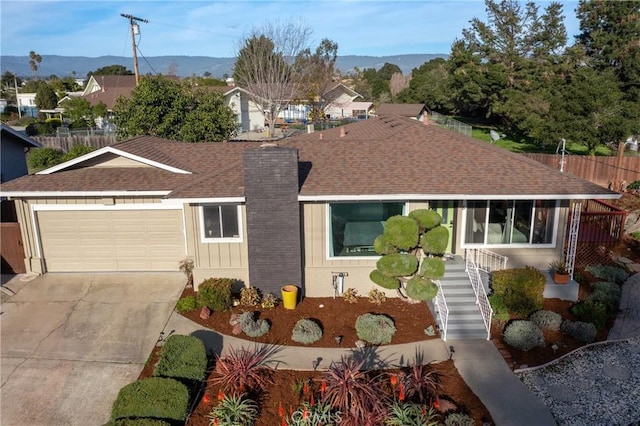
top-left (201, 204), bottom-right (241, 242)
top-left (329, 202), bottom-right (404, 257)
top-left (464, 200), bottom-right (556, 246)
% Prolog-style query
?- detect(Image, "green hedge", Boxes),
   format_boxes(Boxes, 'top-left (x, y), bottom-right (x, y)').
top-left (153, 335), bottom-right (208, 382)
top-left (492, 267), bottom-right (545, 317)
top-left (198, 277), bottom-right (233, 311)
top-left (110, 378), bottom-right (189, 422)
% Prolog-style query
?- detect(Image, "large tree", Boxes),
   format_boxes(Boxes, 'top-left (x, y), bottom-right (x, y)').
top-left (397, 58), bottom-right (454, 112)
top-left (87, 64), bottom-right (134, 77)
top-left (29, 51), bottom-right (42, 80)
top-left (62, 97), bottom-right (107, 128)
top-left (34, 81), bottom-right (58, 110)
top-left (295, 38), bottom-right (339, 123)
top-left (233, 20), bottom-right (312, 136)
top-left (113, 75), bottom-right (237, 142)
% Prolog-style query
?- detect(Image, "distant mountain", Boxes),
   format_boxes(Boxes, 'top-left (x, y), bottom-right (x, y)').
top-left (0, 54), bottom-right (446, 79)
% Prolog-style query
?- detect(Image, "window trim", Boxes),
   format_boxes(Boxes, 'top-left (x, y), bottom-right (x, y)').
top-left (199, 204), bottom-right (243, 243)
top-left (325, 202), bottom-right (406, 260)
top-left (460, 200), bottom-right (559, 249)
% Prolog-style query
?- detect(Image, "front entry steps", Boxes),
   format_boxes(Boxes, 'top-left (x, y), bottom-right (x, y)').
top-left (439, 258), bottom-right (488, 340)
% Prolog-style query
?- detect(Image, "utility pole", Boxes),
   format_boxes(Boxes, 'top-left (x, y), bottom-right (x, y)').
top-left (120, 13), bottom-right (148, 86)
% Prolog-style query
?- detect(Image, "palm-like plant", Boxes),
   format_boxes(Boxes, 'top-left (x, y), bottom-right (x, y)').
top-left (321, 356), bottom-right (388, 426)
top-left (401, 363), bottom-right (440, 404)
top-left (208, 393), bottom-right (258, 426)
top-left (210, 345), bottom-right (274, 396)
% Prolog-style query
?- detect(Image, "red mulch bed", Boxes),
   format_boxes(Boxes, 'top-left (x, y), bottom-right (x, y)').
top-left (141, 289), bottom-right (493, 425)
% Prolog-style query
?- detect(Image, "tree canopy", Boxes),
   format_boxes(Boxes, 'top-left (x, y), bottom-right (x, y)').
top-left (112, 75), bottom-right (237, 142)
top-left (87, 65), bottom-right (134, 77)
top-left (34, 81), bottom-right (58, 110)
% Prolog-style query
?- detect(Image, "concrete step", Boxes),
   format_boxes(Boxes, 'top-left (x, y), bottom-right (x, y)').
top-left (445, 329), bottom-right (489, 340)
top-left (448, 312), bottom-right (484, 321)
top-left (445, 295), bottom-right (477, 304)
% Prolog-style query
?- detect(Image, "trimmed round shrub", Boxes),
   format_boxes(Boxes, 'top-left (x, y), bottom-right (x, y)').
top-left (175, 296), bottom-right (198, 313)
top-left (419, 257), bottom-right (445, 280)
top-left (198, 277), bottom-right (233, 311)
top-left (376, 253), bottom-right (418, 277)
top-left (420, 225), bottom-right (449, 254)
top-left (355, 313), bottom-right (396, 344)
top-left (529, 310), bottom-right (562, 331)
top-left (373, 234), bottom-right (397, 255)
top-left (383, 215), bottom-right (419, 250)
top-left (153, 334), bottom-right (207, 382)
top-left (570, 300), bottom-right (609, 330)
top-left (503, 320), bottom-right (545, 352)
top-left (561, 320), bottom-right (597, 343)
top-left (492, 267), bottom-right (545, 317)
top-left (111, 377), bottom-right (189, 422)
top-left (238, 311), bottom-right (270, 337)
top-left (588, 281), bottom-right (622, 313)
top-left (370, 270), bottom-right (400, 290)
top-left (444, 413), bottom-right (475, 426)
top-left (405, 276), bottom-right (438, 301)
top-left (291, 318), bottom-right (323, 344)
top-left (409, 209), bottom-right (442, 230)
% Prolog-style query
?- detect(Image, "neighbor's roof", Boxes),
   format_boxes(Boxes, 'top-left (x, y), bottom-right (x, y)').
top-left (375, 103), bottom-right (429, 117)
top-left (0, 115), bottom-right (617, 201)
top-left (1, 124), bottom-right (42, 148)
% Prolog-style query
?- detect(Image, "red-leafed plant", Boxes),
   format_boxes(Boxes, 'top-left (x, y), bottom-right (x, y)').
top-left (210, 345), bottom-right (275, 397)
top-left (401, 362), bottom-right (440, 404)
top-left (321, 356), bottom-right (388, 426)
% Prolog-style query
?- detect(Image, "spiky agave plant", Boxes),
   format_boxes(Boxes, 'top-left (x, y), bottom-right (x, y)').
top-left (321, 356), bottom-right (388, 426)
top-left (210, 345), bottom-right (275, 396)
top-left (401, 363), bottom-right (440, 404)
top-left (208, 393), bottom-right (258, 426)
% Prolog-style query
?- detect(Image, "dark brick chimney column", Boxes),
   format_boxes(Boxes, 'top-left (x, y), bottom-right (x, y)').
top-left (243, 145), bottom-right (302, 295)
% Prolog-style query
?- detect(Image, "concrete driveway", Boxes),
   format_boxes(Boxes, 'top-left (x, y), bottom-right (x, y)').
top-left (1, 272), bottom-right (185, 426)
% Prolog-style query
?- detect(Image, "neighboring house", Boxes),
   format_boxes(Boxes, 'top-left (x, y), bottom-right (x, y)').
top-left (16, 92), bottom-right (37, 117)
top-left (81, 75), bottom-right (138, 111)
top-left (375, 103), bottom-right (430, 121)
top-left (0, 115), bottom-right (618, 299)
top-left (278, 83), bottom-right (370, 121)
top-left (211, 86), bottom-right (266, 134)
top-left (0, 124), bottom-right (42, 183)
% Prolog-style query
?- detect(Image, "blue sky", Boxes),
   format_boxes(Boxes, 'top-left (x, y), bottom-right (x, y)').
top-left (1, 0), bottom-right (581, 57)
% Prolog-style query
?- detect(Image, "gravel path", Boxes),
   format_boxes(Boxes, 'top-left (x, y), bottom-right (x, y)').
top-left (517, 337), bottom-right (640, 425)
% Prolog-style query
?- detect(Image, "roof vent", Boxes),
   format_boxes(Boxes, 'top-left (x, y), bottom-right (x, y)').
top-left (340, 127), bottom-right (346, 138)
top-left (319, 133), bottom-right (323, 140)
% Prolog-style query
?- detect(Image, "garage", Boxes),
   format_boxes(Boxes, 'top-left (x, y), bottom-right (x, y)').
top-left (35, 206), bottom-right (185, 272)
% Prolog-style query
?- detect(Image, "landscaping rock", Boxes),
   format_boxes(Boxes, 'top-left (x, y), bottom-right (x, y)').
top-left (232, 323), bottom-right (243, 335)
top-left (229, 313), bottom-right (241, 326)
top-left (199, 306), bottom-right (211, 319)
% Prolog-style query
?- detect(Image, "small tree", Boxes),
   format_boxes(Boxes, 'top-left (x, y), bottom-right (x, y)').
top-left (35, 82), bottom-right (58, 110)
top-left (370, 209), bottom-right (448, 302)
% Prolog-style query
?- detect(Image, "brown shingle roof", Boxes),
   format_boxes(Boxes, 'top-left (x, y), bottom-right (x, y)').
top-left (0, 115), bottom-right (616, 200)
top-left (375, 103), bottom-right (428, 117)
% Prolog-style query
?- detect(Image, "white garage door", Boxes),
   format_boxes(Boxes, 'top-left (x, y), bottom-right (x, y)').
top-left (36, 208), bottom-right (185, 272)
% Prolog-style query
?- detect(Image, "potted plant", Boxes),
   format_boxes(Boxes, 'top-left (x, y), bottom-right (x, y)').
top-left (549, 259), bottom-right (569, 284)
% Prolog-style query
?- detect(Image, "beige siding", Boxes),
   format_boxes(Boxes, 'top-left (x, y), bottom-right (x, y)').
top-left (183, 204), bottom-right (249, 286)
top-left (76, 153), bottom-right (152, 168)
top-left (36, 208), bottom-right (185, 272)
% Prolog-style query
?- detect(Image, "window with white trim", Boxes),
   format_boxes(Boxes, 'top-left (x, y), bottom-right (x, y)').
top-left (200, 205), bottom-right (241, 242)
top-left (329, 202), bottom-right (404, 257)
top-left (464, 200), bottom-right (556, 246)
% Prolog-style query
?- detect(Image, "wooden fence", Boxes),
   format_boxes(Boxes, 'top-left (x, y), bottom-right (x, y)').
top-left (32, 135), bottom-right (117, 152)
top-left (522, 153), bottom-right (640, 188)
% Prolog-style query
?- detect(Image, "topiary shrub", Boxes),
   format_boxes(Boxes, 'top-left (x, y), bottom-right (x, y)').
top-left (529, 310), bottom-right (562, 331)
top-left (409, 209), bottom-right (442, 229)
top-left (238, 311), bottom-right (270, 338)
top-left (419, 257), bottom-right (445, 280)
top-left (561, 320), bottom-right (597, 343)
top-left (291, 318), bottom-right (323, 344)
top-left (355, 313), bottom-right (396, 344)
top-left (444, 412), bottom-right (475, 426)
top-left (405, 276), bottom-right (438, 301)
top-left (175, 296), bottom-right (198, 313)
top-left (383, 215), bottom-right (419, 250)
top-left (110, 377), bottom-right (189, 422)
top-left (503, 320), bottom-right (545, 352)
top-left (492, 267), bottom-right (545, 317)
top-left (369, 270), bottom-right (400, 290)
top-left (376, 253), bottom-right (419, 277)
top-left (488, 294), bottom-right (510, 323)
top-left (585, 264), bottom-right (629, 284)
top-left (198, 278), bottom-right (233, 312)
top-left (420, 225), bottom-right (449, 254)
top-left (373, 234), bottom-right (398, 255)
top-left (153, 335), bottom-right (208, 383)
top-left (569, 300), bottom-right (609, 330)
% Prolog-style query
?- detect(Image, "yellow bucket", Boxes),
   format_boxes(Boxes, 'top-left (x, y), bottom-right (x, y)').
top-left (281, 285), bottom-right (298, 309)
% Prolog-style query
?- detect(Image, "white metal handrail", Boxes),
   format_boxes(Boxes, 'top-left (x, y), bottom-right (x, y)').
top-left (466, 248), bottom-right (508, 273)
top-left (465, 255), bottom-right (493, 340)
top-left (434, 280), bottom-right (450, 341)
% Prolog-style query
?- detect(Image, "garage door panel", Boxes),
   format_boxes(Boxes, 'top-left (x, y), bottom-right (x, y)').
top-left (37, 209), bottom-right (185, 272)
